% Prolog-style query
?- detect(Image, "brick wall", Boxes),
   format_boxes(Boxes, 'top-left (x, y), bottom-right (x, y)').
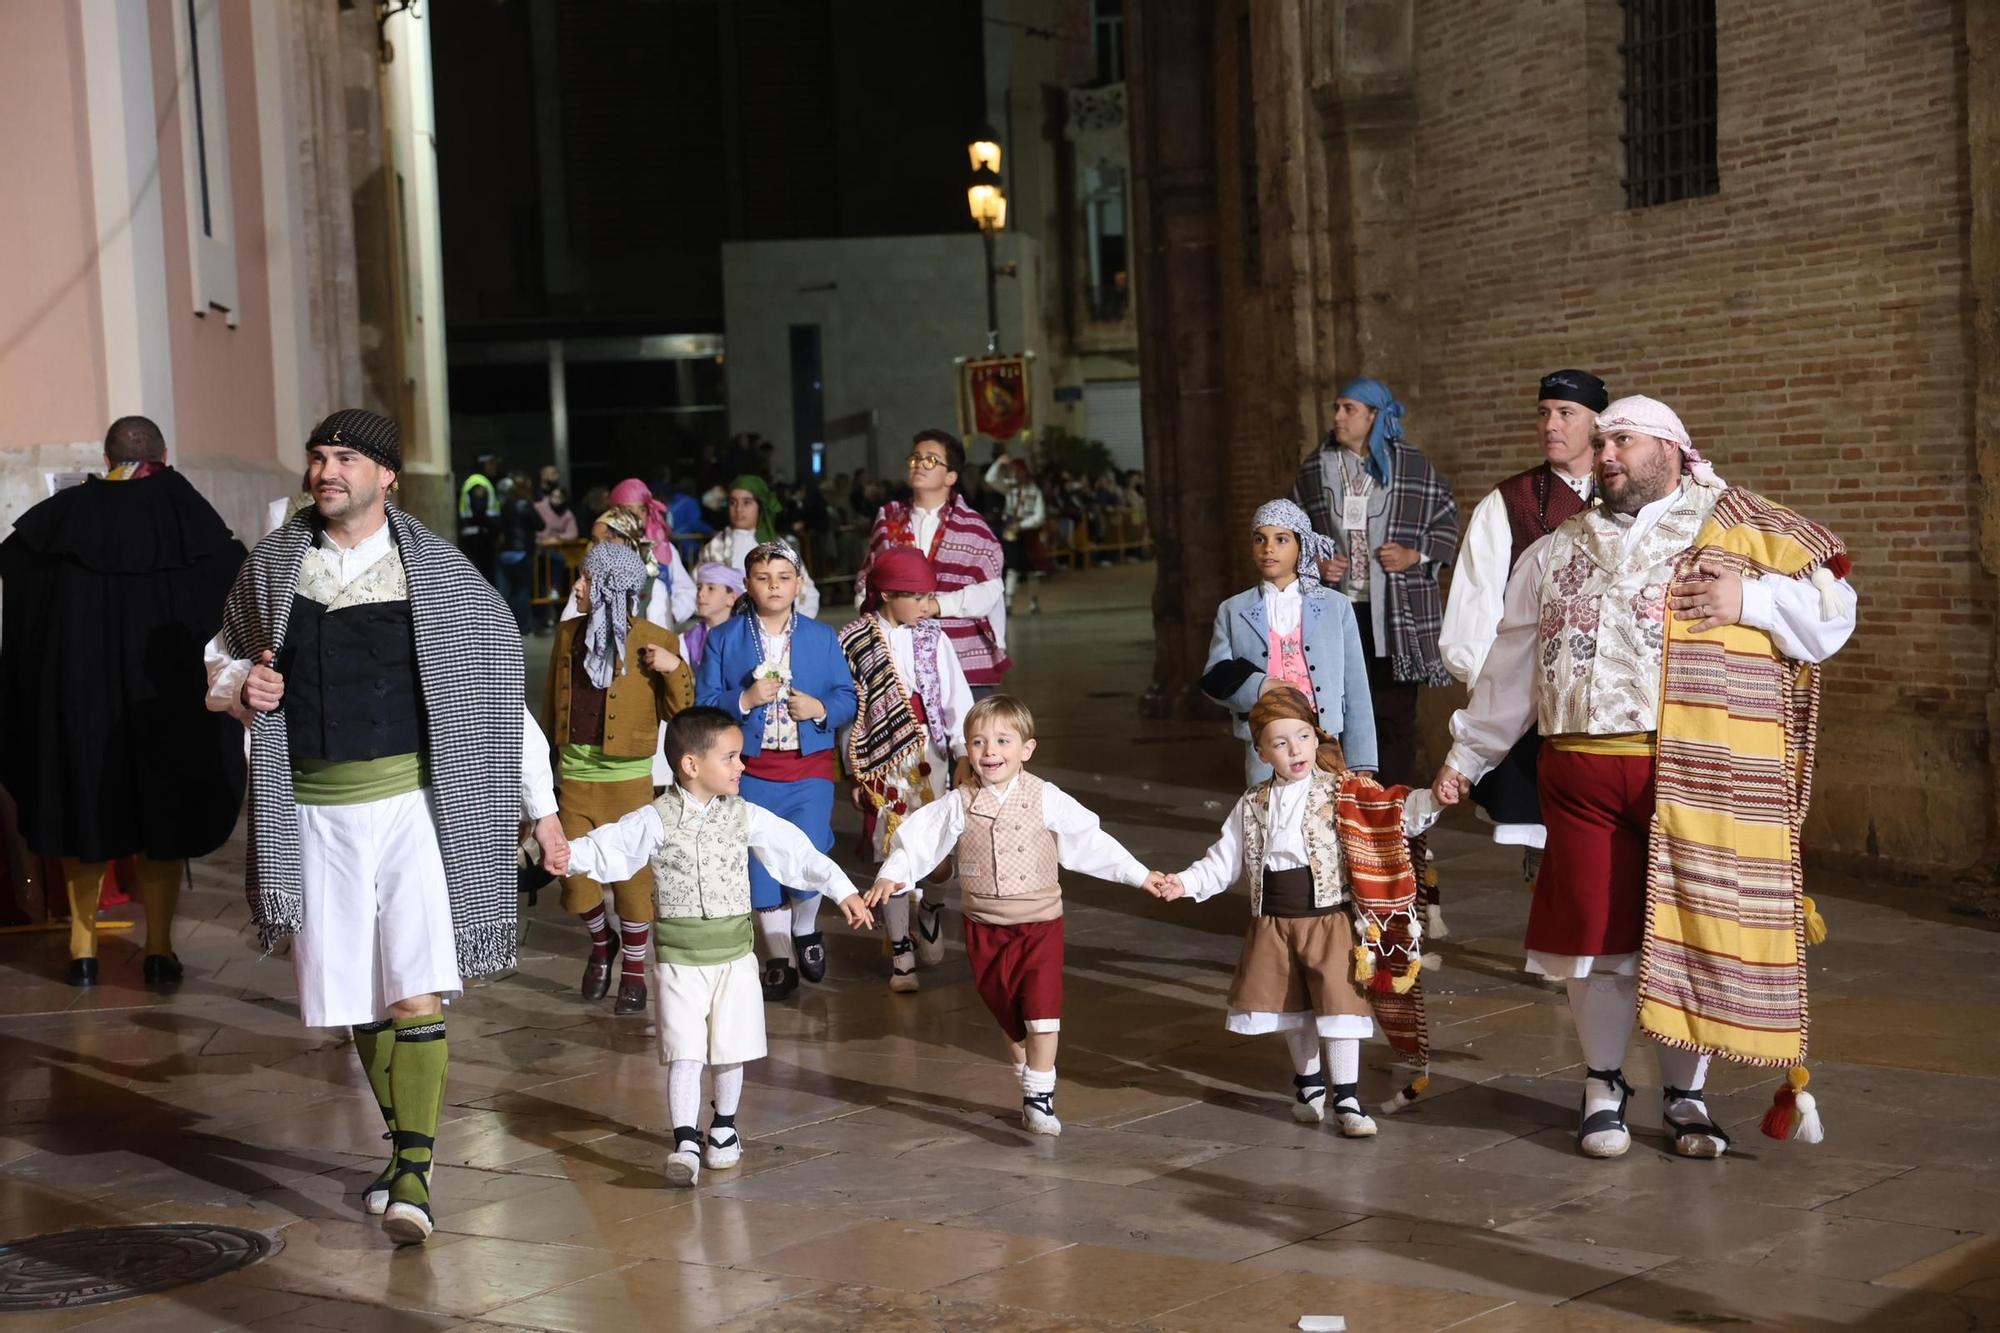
top-left (1403, 0), bottom-right (1982, 866)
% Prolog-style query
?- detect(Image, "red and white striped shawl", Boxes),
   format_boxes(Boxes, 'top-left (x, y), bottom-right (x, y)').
top-left (860, 497), bottom-right (1010, 685)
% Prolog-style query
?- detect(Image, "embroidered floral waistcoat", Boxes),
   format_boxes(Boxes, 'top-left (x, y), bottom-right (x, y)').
top-left (1535, 482), bottom-right (1719, 736)
top-left (648, 793), bottom-right (753, 920)
top-left (1241, 771), bottom-right (1345, 916)
top-left (956, 773), bottom-right (1060, 900)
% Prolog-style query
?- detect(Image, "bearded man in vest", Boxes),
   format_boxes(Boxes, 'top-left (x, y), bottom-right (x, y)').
top-left (1433, 396), bottom-right (1856, 1163)
top-left (206, 409), bottom-right (567, 1244)
top-left (1438, 370), bottom-right (1605, 895)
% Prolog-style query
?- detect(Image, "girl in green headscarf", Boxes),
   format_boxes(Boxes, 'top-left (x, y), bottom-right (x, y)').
top-left (701, 474), bottom-right (820, 618)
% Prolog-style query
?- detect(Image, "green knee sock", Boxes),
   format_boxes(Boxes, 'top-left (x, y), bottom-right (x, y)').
top-left (388, 1014), bottom-right (448, 1210)
top-left (354, 1020), bottom-right (397, 1188)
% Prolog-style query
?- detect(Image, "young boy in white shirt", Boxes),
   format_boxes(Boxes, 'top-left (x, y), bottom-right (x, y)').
top-left (866, 695), bottom-right (1172, 1136)
top-left (565, 706), bottom-right (874, 1185)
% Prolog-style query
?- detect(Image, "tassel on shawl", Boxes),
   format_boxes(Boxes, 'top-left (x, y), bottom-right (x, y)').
top-left (1380, 1073), bottom-right (1429, 1116)
top-left (1760, 1066), bottom-right (1825, 1144)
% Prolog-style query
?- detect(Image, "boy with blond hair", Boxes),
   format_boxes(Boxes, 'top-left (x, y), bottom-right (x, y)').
top-left (868, 695), bottom-right (1170, 1135)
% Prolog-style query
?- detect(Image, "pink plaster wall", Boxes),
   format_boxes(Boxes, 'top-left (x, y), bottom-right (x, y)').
top-left (149, 0), bottom-right (277, 466)
top-left (0, 5), bottom-right (108, 450)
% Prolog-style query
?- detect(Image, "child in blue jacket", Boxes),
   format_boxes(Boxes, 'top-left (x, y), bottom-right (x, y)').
top-left (1201, 499), bottom-right (1377, 782)
top-left (697, 541), bottom-right (858, 999)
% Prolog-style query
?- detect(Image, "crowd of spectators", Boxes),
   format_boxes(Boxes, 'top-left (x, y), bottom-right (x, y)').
top-left (453, 433), bottom-right (1148, 628)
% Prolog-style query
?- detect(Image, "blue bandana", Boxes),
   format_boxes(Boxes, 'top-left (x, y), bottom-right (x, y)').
top-left (1336, 377), bottom-right (1404, 486)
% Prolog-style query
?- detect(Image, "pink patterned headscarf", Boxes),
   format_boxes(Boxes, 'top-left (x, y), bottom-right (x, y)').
top-left (609, 478), bottom-right (672, 549)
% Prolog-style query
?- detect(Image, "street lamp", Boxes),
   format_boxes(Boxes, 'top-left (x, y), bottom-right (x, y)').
top-left (967, 129), bottom-right (1006, 356)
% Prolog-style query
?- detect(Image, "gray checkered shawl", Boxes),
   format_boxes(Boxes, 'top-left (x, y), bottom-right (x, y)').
top-left (1293, 438), bottom-right (1460, 687)
top-left (220, 507), bottom-right (525, 976)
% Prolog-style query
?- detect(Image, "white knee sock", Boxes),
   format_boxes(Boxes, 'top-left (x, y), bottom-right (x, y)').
top-left (711, 1062), bottom-right (744, 1118)
top-left (1284, 1026), bottom-right (1322, 1077)
top-left (790, 894), bottom-right (821, 937)
top-left (1653, 1039), bottom-right (1710, 1104)
top-left (883, 895), bottom-right (914, 971)
top-left (1005, 569), bottom-right (1019, 599)
top-left (1326, 1037), bottom-right (1361, 1090)
top-left (668, 1059), bottom-right (704, 1138)
top-left (755, 908), bottom-right (793, 962)
top-left (1567, 975), bottom-right (1638, 1118)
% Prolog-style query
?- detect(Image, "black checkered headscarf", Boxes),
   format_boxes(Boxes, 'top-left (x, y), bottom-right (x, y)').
top-left (306, 408), bottom-right (401, 472)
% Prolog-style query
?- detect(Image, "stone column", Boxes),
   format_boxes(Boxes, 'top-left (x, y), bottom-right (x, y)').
top-left (1127, 0), bottom-right (1232, 717)
top-left (1971, 0), bottom-right (2000, 889)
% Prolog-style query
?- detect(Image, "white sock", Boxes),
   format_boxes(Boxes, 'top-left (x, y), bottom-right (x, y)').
top-left (883, 896), bottom-right (914, 970)
top-left (1005, 569), bottom-right (1019, 599)
top-left (1022, 1066), bottom-right (1056, 1099)
top-left (1326, 1037), bottom-right (1361, 1090)
top-left (669, 1059), bottom-right (704, 1138)
top-left (790, 894), bottom-right (821, 937)
top-left (1283, 1026), bottom-right (1322, 1077)
top-left (755, 908), bottom-right (793, 963)
top-left (1567, 975), bottom-right (1638, 1118)
top-left (1654, 1039), bottom-right (1711, 1110)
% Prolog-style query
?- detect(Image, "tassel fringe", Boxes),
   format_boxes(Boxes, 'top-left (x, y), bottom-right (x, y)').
top-left (1760, 1066), bottom-right (1825, 1143)
top-left (1380, 1073), bottom-right (1429, 1116)
top-left (1802, 896), bottom-right (1828, 946)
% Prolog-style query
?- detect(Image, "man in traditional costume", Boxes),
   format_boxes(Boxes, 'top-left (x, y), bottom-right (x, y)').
top-left (1291, 377), bottom-right (1459, 786)
top-left (1433, 395), bottom-right (1856, 1160)
top-left (857, 430), bottom-right (1009, 696)
top-left (1438, 371), bottom-right (1606, 895)
top-left (206, 409), bottom-right (566, 1243)
top-left (0, 416), bottom-right (246, 987)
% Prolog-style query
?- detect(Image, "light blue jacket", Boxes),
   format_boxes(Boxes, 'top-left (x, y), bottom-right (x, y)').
top-left (1201, 585), bottom-right (1378, 772)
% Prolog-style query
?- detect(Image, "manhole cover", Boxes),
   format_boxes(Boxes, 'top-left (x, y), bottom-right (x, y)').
top-left (0, 1223), bottom-right (282, 1311)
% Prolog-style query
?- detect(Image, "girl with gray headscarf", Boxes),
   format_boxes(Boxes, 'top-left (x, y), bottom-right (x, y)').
top-left (1198, 499), bottom-right (1381, 783)
top-left (547, 537), bottom-right (697, 1017)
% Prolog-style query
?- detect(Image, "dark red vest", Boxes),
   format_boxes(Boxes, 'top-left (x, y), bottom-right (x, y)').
top-left (1496, 465), bottom-right (1592, 568)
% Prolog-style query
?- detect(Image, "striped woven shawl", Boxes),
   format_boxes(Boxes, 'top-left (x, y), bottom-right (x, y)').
top-left (1639, 488), bottom-right (1847, 1067)
top-left (221, 507), bottom-right (525, 977)
top-left (840, 615), bottom-right (924, 788)
top-left (1333, 774), bottom-right (1429, 1066)
top-left (860, 498), bottom-right (1009, 684)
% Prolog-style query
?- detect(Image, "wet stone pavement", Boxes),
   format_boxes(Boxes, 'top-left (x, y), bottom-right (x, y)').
top-left (3, 564), bottom-right (1998, 1330)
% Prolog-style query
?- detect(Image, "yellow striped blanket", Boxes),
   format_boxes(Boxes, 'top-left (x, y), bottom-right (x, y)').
top-left (1639, 488), bottom-right (1848, 1067)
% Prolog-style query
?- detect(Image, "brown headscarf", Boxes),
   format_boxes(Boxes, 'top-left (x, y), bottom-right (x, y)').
top-left (1246, 686), bottom-right (1347, 774)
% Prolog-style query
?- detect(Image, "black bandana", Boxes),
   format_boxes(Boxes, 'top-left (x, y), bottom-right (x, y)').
top-left (1537, 369), bottom-right (1608, 413)
top-left (306, 409), bottom-right (401, 472)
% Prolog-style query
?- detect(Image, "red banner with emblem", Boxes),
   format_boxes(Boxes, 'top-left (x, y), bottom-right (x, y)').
top-left (957, 355), bottom-right (1031, 441)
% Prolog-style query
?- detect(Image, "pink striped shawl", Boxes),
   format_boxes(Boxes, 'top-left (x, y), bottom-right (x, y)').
top-left (861, 497), bottom-right (1010, 685)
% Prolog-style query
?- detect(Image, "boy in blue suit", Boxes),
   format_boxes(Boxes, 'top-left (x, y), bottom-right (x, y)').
top-left (1201, 499), bottom-right (1378, 782)
top-left (696, 541), bottom-right (858, 999)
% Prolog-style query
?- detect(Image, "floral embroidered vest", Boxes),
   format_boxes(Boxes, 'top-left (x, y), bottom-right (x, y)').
top-left (648, 792), bottom-right (753, 920)
top-left (1535, 482), bottom-right (1720, 736)
top-left (1241, 771), bottom-right (1345, 916)
top-left (1267, 623), bottom-right (1314, 698)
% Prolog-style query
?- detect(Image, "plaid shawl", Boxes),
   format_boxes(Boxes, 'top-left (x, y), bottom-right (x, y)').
top-left (1293, 439), bottom-right (1459, 686)
top-left (860, 497), bottom-right (1010, 685)
top-left (220, 507), bottom-right (525, 977)
top-left (1638, 488), bottom-right (1847, 1067)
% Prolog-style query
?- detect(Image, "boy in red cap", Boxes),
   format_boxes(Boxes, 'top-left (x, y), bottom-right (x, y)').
top-left (838, 544), bottom-right (973, 991)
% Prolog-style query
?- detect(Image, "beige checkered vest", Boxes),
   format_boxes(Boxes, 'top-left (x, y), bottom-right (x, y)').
top-left (1241, 771), bottom-right (1345, 916)
top-left (955, 774), bottom-right (1063, 925)
top-left (648, 792), bottom-right (752, 920)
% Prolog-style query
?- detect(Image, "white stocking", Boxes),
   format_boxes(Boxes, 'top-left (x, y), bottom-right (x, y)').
top-left (790, 894), bottom-right (821, 937)
top-left (1283, 1025), bottom-right (1322, 1077)
top-left (1567, 975), bottom-right (1638, 1118)
top-left (668, 1059), bottom-right (704, 1137)
top-left (883, 895), bottom-right (914, 971)
top-left (755, 908), bottom-right (793, 962)
top-left (1654, 1039), bottom-right (1711, 1107)
top-left (1326, 1037), bottom-right (1361, 1089)
top-left (711, 1062), bottom-right (744, 1117)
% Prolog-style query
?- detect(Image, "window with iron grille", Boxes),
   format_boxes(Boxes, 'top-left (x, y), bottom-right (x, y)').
top-left (1619, 0), bottom-right (1718, 208)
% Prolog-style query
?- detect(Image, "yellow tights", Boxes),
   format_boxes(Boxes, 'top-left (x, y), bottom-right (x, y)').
top-left (62, 858), bottom-right (183, 958)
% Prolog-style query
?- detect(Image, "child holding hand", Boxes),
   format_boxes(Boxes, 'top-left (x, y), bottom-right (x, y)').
top-left (1159, 686), bottom-right (1437, 1137)
top-left (865, 695), bottom-right (1173, 1136)
top-left (564, 706), bottom-right (873, 1187)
